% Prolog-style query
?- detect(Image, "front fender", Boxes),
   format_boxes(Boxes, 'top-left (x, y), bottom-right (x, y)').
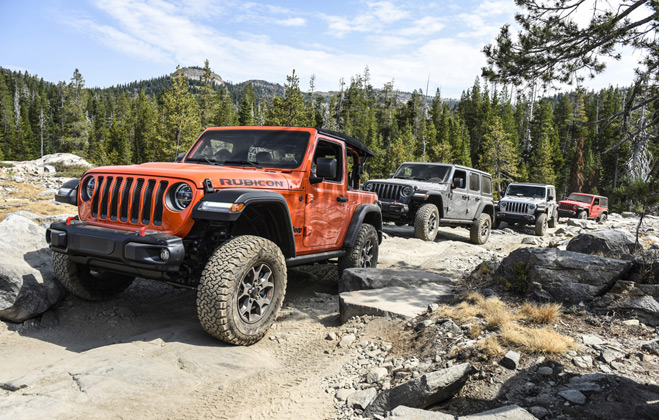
top-left (344, 204), bottom-right (382, 248)
top-left (191, 189), bottom-right (296, 257)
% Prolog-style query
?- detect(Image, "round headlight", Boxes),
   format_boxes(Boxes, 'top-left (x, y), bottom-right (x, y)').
top-left (527, 203), bottom-right (536, 213)
top-left (401, 186), bottom-right (413, 197)
top-left (85, 177), bottom-right (95, 200)
top-left (364, 183), bottom-right (373, 191)
top-left (174, 184), bottom-right (193, 210)
top-left (500, 202), bottom-right (507, 210)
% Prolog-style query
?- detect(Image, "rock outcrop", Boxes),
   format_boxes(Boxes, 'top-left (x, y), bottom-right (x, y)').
top-left (0, 214), bottom-right (64, 322)
top-left (566, 229), bottom-right (637, 257)
top-left (495, 248), bottom-right (631, 304)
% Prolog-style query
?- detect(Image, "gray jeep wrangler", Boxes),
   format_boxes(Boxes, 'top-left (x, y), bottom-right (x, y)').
top-left (495, 183), bottom-right (558, 236)
top-left (363, 163), bottom-right (495, 244)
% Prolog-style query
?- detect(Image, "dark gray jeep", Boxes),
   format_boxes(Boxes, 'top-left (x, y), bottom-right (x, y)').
top-left (363, 163), bottom-right (495, 244)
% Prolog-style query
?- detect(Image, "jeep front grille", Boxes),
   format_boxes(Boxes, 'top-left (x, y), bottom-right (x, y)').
top-left (91, 176), bottom-right (169, 226)
top-left (369, 183), bottom-right (405, 201)
top-left (504, 201), bottom-right (529, 214)
top-left (559, 202), bottom-right (574, 210)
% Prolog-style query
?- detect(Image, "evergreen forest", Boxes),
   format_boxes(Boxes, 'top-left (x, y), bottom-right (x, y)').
top-left (0, 60), bottom-right (656, 212)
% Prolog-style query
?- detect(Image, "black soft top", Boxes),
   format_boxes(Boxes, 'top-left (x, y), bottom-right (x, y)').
top-left (317, 128), bottom-right (375, 158)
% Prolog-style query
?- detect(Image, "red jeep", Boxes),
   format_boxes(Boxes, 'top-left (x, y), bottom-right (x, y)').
top-left (558, 193), bottom-right (609, 223)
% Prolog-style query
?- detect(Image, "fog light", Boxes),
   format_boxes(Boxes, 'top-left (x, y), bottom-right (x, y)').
top-left (160, 248), bottom-right (170, 262)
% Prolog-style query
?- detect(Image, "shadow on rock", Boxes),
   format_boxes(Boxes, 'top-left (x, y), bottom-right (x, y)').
top-left (435, 362), bottom-right (659, 420)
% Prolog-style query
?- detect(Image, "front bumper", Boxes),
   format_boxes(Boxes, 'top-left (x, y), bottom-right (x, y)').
top-left (558, 209), bottom-right (577, 218)
top-left (380, 201), bottom-right (410, 220)
top-left (47, 220), bottom-right (185, 280)
top-left (496, 212), bottom-right (535, 224)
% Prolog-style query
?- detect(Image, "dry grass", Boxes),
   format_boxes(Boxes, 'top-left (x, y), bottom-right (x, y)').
top-left (439, 292), bottom-right (576, 355)
top-left (0, 179), bottom-right (69, 222)
top-left (468, 324), bottom-right (483, 339)
top-left (500, 324), bottom-right (577, 354)
top-left (477, 335), bottom-right (505, 357)
top-left (520, 302), bottom-right (562, 324)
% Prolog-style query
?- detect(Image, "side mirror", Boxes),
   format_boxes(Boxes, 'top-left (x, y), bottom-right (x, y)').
top-left (452, 177), bottom-right (465, 189)
top-left (175, 152), bottom-right (186, 163)
top-left (316, 157), bottom-right (337, 179)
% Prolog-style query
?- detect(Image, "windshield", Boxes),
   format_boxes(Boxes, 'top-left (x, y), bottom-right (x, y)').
top-left (505, 185), bottom-right (546, 199)
top-left (186, 130), bottom-right (310, 169)
top-left (393, 164), bottom-right (451, 183)
top-left (566, 193), bottom-right (593, 204)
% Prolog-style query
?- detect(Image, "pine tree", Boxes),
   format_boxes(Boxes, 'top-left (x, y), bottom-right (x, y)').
top-left (106, 92), bottom-right (132, 165)
top-left (61, 69), bottom-right (91, 154)
top-left (479, 114), bottom-right (518, 195)
top-left (528, 100), bottom-right (557, 185)
top-left (238, 83), bottom-right (256, 126)
top-left (265, 70), bottom-right (308, 126)
top-left (161, 66), bottom-right (201, 159)
top-left (198, 59), bottom-right (219, 129)
top-left (132, 90), bottom-right (159, 163)
top-left (216, 86), bottom-right (236, 126)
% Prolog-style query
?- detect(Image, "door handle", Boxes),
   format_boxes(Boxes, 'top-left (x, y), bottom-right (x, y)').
top-left (337, 196), bottom-right (348, 202)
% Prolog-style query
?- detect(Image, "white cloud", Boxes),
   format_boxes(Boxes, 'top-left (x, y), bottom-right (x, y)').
top-left (474, 0), bottom-right (511, 17)
top-left (368, 34), bottom-right (416, 50)
top-left (275, 17), bottom-right (306, 27)
top-left (50, 0), bottom-right (640, 98)
top-left (368, 1), bottom-right (409, 24)
top-left (396, 16), bottom-right (445, 37)
top-left (320, 0), bottom-right (409, 37)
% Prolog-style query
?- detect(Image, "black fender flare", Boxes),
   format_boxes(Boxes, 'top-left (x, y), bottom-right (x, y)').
top-left (192, 189), bottom-right (296, 258)
top-left (474, 202), bottom-right (495, 219)
top-left (55, 178), bottom-right (80, 206)
top-left (414, 191), bottom-right (445, 217)
top-left (343, 204), bottom-right (383, 248)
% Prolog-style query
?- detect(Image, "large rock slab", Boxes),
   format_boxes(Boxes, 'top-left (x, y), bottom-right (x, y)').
top-left (340, 268), bottom-right (453, 293)
top-left (340, 283), bottom-right (454, 322)
top-left (458, 405), bottom-right (538, 419)
top-left (363, 363), bottom-right (470, 418)
top-left (496, 248), bottom-right (631, 304)
top-left (566, 229), bottom-right (637, 257)
top-left (0, 214), bottom-right (64, 322)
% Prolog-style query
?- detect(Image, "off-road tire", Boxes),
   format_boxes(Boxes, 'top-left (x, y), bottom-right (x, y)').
top-left (414, 204), bottom-right (440, 241)
top-left (470, 213), bottom-right (491, 245)
top-left (338, 223), bottom-right (379, 276)
top-left (197, 235), bottom-right (286, 345)
top-left (597, 212), bottom-right (608, 223)
top-left (534, 213), bottom-right (548, 236)
top-left (52, 252), bottom-right (134, 300)
top-left (577, 210), bottom-right (587, 219)
top-left (548, 209), bottom-right (558, 228)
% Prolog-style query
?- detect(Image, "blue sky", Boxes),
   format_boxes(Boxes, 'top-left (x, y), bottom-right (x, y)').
top-left (0, 0), bottom-right (640, 98)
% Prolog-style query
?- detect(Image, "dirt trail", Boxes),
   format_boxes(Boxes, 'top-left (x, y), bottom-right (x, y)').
top-left (0, 221), bottom-right (641, 420)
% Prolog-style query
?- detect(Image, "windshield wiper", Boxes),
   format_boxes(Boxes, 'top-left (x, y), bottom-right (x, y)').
top-left (224, 160), bottom-right (262, 168)
top-left (186, 156), bottom-right (223, 166)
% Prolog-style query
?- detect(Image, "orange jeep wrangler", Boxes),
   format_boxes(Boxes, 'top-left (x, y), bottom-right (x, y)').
top-left (47, 127), bottom-right (382, 345)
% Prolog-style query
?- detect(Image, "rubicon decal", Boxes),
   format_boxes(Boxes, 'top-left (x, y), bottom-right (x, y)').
top-left (219, 178), bottom-right (285, 187)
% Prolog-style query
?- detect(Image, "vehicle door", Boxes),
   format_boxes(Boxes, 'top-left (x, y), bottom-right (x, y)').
top-left (547, 187), bottom-right (557, 217)
top-left (591, 197), bottom-right (601, 218)
top-left (466, 171), bottom-right (481, 219)
top-left (446, 168), bottom-right (469, 219)
top-left (303, 139), bottom-right (347, 248)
